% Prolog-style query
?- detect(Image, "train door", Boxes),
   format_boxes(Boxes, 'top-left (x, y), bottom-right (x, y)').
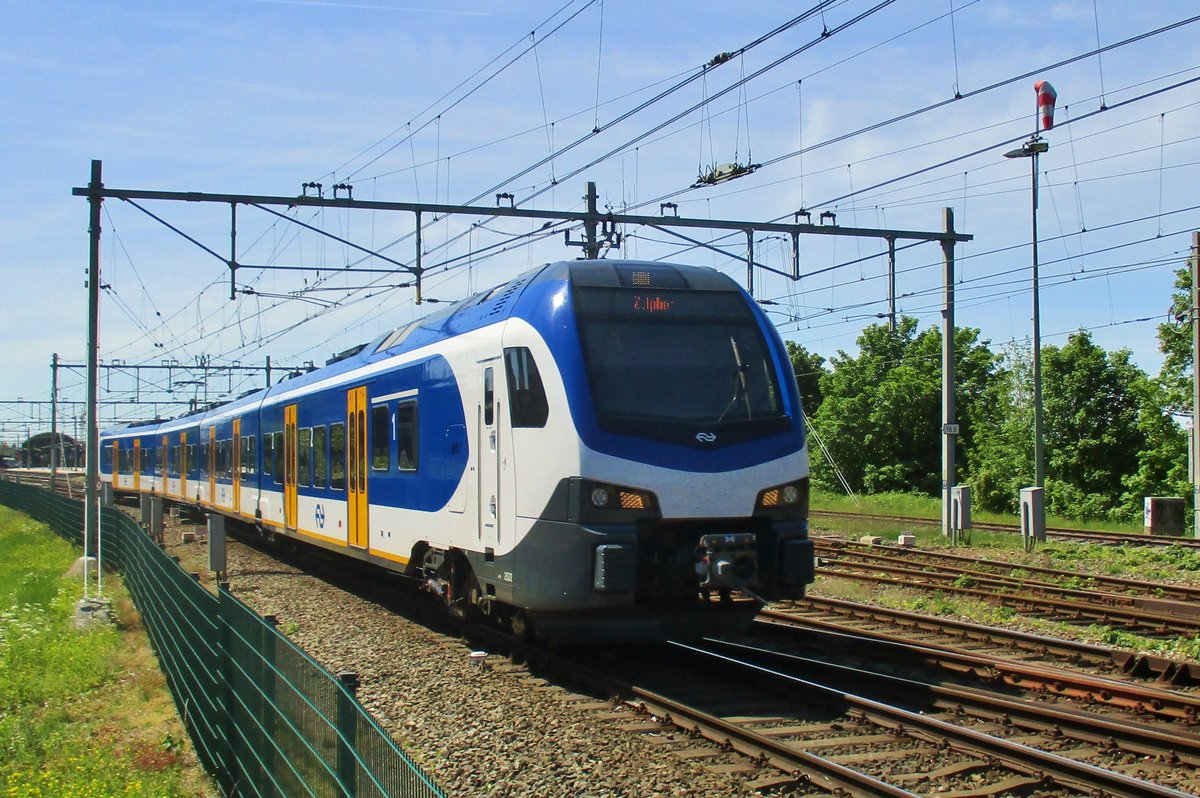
top-left (232, 419), bottom-right (241, 515)
top-left (347, 387), bottom-right (368, 548)
top-left (160, 435), bottom-right (168, 495)
top-left (179, 432), bottom-right (188, 499)
top-left (111, 441), bottom-right (119, 487)
top-left (477, 364), bottom-right (501, 549)
top-left (208, 428), bottom-right (216, 506)
top-left (132, 439), bottom-right (141, 492)
top-left (284, 406), bottom-right (298, 531)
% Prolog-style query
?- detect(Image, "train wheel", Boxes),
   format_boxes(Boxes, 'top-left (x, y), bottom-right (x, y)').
top-left (432, 551), bottom-right (475, 621)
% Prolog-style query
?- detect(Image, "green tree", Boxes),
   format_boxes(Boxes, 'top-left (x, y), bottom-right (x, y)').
top-left (1121, 375), bottom-right (1189, 515)
top-left (808, 318), bottom-right (999, 496)
top-left (964, 341), bottom-right (1033, 514)
top-left (1156, 266), bottom-right (1191, 412)
top-left (785, 340), bottom-right (826, 416)
top-left (1040, 332), bottom-right (1175, 521)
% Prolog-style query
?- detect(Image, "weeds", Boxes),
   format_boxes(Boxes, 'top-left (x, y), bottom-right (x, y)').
top-left (0, 506), bottom-right (199, 796)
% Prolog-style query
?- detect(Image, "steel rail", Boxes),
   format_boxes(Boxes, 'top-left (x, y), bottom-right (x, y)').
top-left (461, 624), bottom-right (920, 797)
top-left (818, 538), bottom-right (1200, 603)
top-left (679, 641), bottom-right (1195, 798)
top-left (814, 543), bottom-right (1200, 619)
top-left (814, 559), bottom-right (1200, 634)
top-left (774, 597), bottom-right (1200, 684)
top-left (615, 683), bottom-right (921, 798)
top-left (810, 509), bottom-right (1200, 548)
top-left (753, 613), bottom-right (1200, 723)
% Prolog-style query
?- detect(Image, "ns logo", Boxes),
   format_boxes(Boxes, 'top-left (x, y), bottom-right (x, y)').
top-left (695, 432), bottom-right (717, 443)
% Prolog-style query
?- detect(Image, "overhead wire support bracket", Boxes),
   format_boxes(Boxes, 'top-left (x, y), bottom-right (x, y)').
top-left (74, 167), bottom-right (971, 316)
top-left (73, 183), bottom-right (972, 244)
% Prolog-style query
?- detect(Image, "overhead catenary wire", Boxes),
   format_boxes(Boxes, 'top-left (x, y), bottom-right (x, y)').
top-left (70, 6), bottom-right (1200, 412)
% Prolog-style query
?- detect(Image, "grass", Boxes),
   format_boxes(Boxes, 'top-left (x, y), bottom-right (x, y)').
top-left (811, 488), bottom-right (1146, 534)
top-left (810, 575), bottom-right (1200, 660)
top-left (0, 505), bottom-right (212, 797)
top-left (808, 490), bottom-right (1200, 660)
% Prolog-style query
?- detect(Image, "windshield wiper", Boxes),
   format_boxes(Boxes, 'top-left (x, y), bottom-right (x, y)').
top-left (716, 336), bottom-right (753, 423)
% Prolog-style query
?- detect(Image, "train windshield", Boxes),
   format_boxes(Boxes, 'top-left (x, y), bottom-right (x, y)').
top-left (573, 286), bottom-right (789, 446)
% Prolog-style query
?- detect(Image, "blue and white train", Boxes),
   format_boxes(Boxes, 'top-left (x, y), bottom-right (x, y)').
top-left (100, 259), bottom-right (814, 641)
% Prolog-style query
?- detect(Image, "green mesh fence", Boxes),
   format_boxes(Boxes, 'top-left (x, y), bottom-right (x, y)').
top-left (0, 480), bottom-right (444, 798)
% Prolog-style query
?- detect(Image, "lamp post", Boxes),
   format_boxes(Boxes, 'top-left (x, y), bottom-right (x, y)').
top-left (1004, 80), bottom-right (1056, 541)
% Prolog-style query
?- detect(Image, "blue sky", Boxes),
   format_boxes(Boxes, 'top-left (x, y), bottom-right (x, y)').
top-left (3, 0), bottom-right (1199, 442)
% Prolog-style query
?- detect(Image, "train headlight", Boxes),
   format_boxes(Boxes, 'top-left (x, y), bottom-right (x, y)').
top-left (754, 478), bottom-right (809, 519)
top-left (580, 479), bottom-right (659, 522)
top-left (590, 487), bottom-right (612, 508)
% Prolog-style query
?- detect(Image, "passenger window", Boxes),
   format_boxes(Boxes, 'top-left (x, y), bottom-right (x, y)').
top-left (504, 347), bottom-right (549, 428)
top-left (371, 404), bottom-right (390, 470)
top-left (273, 432), bottom-right (284, 485)
top-left (397, 401), bottom-right (418, 471)
top-left (330, 422), bottom-right (346, 490)
top-left (312, 426), bottom-right (327, 488)
top-left (298, 427), bottom-right (312, 487)
top-left (262, 434), bottom-right (273, 476)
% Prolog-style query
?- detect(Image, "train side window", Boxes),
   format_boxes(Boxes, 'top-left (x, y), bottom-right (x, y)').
top-left (484, 368), bottom-right (494, 426)
top-left (187, 444), bottom-right (196, 474)
top-left (330, 422), bottom-right (346, 490)
top-left (245, 436), bottom-right (256, 476)
top-left (298, 427), bottom-right (312, 487)
top-left (312, 425), bottom-right (327, 488)
top-left (169, 445), bottom-right (180, 478)
top-left (397, 401), bottom-right (418, 471)
top-left (504, 347), bottom-right (549, 428)
top-left (371, 404), bottom-right (390, 470)
top-left (262, 435), bottom-right (273, 476)
top-left (272, 432), bottom-right (284, 485)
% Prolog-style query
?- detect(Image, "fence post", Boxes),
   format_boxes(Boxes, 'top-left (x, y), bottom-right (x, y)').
top-left (337, 672), bottom-right (360, 795)
top-left (150, 495), bottom-right (164, 545)
top-left (261, 614), bottom-right (279, 787)
top-left (217, 582), bottom-right (239, 796)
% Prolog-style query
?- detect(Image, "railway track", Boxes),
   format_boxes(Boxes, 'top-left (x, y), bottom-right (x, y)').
top-left (811, 508), bottom-right (1200, 548)
top-left (817, 539), bottom-right (1200, 603)
top-left (751, 611), bottom-right (1200, 725)
top-left (541, 637), bottom-right (1200, 797)
top-left (814, 539), bottom-right (1200, 636)
top-left (771, 596), bottom-right (1200, 686)
top-left (17, 472), bottom-right (1200, 793)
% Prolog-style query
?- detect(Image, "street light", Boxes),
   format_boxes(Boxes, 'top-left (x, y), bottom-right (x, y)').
top-left (1004, 80), bottom-right (1056, 543)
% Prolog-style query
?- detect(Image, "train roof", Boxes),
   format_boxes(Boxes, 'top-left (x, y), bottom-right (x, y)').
top-left (101, 259), bottom-right (739, 436)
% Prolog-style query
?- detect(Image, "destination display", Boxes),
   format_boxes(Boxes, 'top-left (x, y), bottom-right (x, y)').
top-left (574, 287), bottom-right (751, 321)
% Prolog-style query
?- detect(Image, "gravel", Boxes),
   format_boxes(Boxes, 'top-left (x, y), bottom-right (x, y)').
top-left (160, 520), bottom-right (778, 797)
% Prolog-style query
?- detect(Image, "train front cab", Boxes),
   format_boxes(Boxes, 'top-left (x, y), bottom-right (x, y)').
top-left (475, 261), bottom-right (815, 641)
